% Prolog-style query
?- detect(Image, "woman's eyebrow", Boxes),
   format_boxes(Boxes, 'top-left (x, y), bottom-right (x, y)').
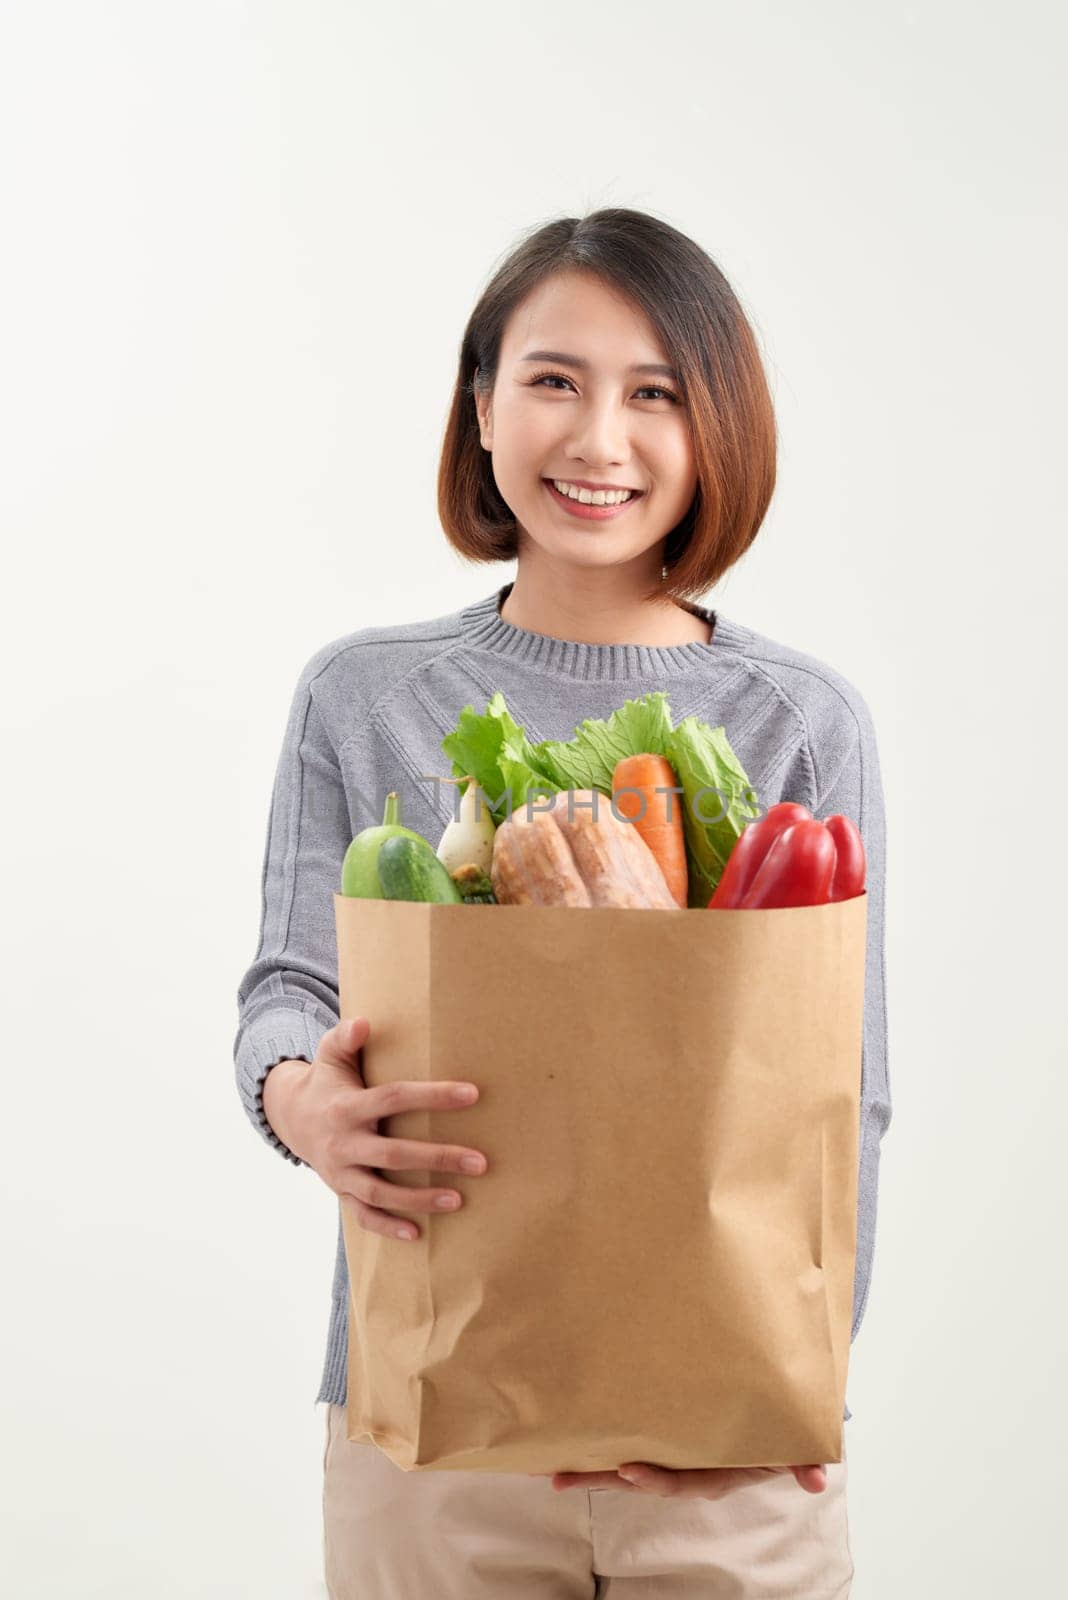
top-left (519, 349), bottom-right (678, 380)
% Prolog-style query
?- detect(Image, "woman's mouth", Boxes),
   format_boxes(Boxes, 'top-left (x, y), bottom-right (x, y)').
top-left (542, 478), bottom-right (645, 521)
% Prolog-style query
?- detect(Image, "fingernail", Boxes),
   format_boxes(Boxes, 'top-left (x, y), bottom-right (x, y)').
top-left (619, 1468), bottom-right (641, 1483)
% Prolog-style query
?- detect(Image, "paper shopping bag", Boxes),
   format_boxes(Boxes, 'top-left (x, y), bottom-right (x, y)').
top-left (333, 890), bottom-right (867, 1473)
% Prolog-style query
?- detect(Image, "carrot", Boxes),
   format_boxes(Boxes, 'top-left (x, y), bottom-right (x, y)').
top-left (611, 753), bottom-right (689, 908)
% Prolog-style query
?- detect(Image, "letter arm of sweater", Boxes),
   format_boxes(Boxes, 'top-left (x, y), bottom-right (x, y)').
top-left (814, 693), bottom-right (892, 1348)
top-left (233, 655), bottom-right (351, 1166)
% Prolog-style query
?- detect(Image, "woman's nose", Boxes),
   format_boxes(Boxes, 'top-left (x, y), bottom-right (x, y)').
top-left (567, 403), bottom-right (632, 468)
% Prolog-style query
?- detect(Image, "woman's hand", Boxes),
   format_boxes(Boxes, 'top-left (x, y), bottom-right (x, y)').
top-left (262, 1016), bottom-right (488, 1239)
top-left (530, 1462), bottom-right (828, 1497)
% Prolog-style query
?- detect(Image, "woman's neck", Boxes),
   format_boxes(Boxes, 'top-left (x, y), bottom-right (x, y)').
top-left (498, 564), bottom-right (713, 648)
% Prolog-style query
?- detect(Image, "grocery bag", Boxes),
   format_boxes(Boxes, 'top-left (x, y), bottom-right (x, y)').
top-left (334, 890), bottom-right (867, 1473)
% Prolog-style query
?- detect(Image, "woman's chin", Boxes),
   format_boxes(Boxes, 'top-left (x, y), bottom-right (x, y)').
top-left (525, 530), bottom-right (658, 570)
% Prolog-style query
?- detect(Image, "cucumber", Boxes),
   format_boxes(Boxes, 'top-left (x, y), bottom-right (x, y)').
top-left (376, 834), bottom-right (464, 904)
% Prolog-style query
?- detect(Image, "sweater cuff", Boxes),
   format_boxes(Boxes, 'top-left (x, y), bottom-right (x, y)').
top-left (235, 1006), bottom-right (337, 1166)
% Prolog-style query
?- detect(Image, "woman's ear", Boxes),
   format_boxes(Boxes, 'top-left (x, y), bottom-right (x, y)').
top-left (473, 367), bottom-right (493, 450)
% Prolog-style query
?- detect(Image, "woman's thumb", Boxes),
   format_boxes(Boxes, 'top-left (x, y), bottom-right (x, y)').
top-left (321, 1015), bottom-right (370, 1065)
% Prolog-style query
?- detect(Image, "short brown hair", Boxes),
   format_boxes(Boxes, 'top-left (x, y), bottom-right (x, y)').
top-left (438, 207), bottom-right (777, 604)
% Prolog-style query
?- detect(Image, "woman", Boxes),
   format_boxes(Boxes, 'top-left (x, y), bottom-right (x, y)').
top-left (235, 207), bottom-right (889, 1597)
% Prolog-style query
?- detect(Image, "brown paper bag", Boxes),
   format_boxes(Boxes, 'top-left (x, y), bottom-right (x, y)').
top-left (334, 891), bottom-right (867, 1474)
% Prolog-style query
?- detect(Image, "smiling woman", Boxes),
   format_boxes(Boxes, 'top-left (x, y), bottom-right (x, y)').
top-left (438, 209), bottom-right (777, 630)
top-left (237, 205), bottom-right (884, 1600)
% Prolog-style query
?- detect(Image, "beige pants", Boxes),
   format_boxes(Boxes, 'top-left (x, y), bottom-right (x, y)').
top-left (322, 1404), bottom-right (854, 1598)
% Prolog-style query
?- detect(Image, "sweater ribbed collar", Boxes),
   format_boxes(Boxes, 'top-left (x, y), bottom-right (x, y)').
top-left (459, 582), bottom-right (747, 682)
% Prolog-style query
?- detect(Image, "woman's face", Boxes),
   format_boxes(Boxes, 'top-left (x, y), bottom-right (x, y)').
top-left (474, 270), bottom-right (697, 576)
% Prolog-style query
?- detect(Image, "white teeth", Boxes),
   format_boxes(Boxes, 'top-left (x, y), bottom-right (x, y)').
top-left (551, 479), bottom-right (635, 506)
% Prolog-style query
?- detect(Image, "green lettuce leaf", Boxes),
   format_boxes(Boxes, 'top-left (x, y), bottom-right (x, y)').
top-left (529, 692), bottom-right (675, 792)
top-left (440, 692), bottom-right (562, 816)
top-left (666, 716), bottom-right (762, 907)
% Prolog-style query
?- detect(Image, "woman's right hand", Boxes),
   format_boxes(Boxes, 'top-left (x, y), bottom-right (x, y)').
top-left (262, 1015), bottom-right (488, 1241)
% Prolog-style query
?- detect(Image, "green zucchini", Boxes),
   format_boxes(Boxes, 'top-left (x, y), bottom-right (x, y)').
top-left (377, 834), bottom-right (464, 904)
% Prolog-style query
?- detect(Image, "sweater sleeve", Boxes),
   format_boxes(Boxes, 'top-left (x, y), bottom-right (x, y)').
top-left (233, 655), bottom-right (352, 1166)
top-left (814, 692), bottom-right (893, 1344)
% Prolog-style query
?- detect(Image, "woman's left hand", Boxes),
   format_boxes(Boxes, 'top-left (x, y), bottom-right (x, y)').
top-left (529, 1462), bottom-right (828, 1497)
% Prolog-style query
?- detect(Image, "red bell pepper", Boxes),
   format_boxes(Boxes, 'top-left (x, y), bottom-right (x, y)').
top-left (708, 802), bottom-right (812, 908)
top-left (823, 814), bottom-right (866, 902)
top-left (708, 802), bottom-right (866, 909)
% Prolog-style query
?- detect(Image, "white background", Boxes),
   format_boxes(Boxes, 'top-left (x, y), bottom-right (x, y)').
top-left (2, 2), bottom-right (1065, 1595)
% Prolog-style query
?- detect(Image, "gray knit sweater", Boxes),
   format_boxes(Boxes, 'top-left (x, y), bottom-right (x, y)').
top-left (233, 581), bottom-right (891, 1422)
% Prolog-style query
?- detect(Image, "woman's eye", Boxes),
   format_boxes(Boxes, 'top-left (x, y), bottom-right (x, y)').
top-left (528, 372), bottom-right (680, 404)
